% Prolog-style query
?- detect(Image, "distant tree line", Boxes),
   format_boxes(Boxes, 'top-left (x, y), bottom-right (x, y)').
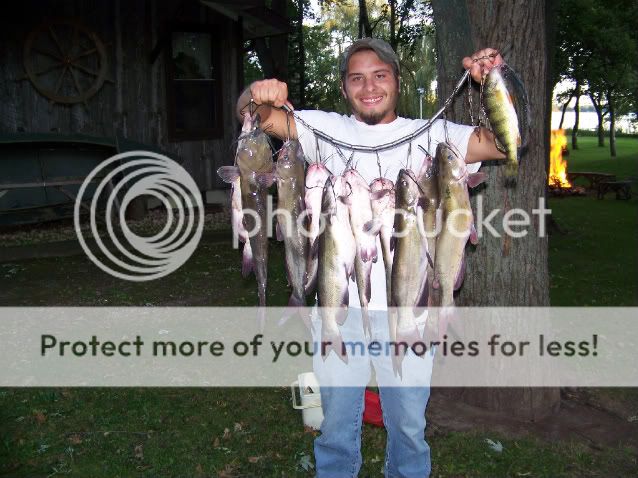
top-left (553, 0), bottom-right (637, 156)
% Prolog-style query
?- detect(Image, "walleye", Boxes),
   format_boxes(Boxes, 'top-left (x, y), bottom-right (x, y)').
top-left (317, 175), bottom-right (356, 362)
top-left (483, 63), bottom-right (530, 178)
top-left (416, 154), bottom-right (440, 307)
top-left (218, 114), bottom-right (274, 310)
top-left (390, 169), bottom-right (429, 374)
top-left (343, 169), bottom-right (377, 335)
top-left (275, 140), bottom-right (308, 307)
top-left (304, 162), bottom-right (332, 295)
top-left (366, 178), bottom-right (395, 304)
top-left (433, 142), bottom-right (486, 309)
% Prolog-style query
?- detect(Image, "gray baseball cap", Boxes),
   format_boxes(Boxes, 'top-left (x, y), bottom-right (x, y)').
top-left (339, 38), bottom-right (400, 81)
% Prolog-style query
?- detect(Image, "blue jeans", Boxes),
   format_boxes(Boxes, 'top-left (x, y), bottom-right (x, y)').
top-left (312, 310), bottom-right (434, 477)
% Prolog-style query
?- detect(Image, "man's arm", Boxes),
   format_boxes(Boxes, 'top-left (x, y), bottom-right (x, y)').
top-left (235, 79), bottom-right (298, 141)
top-left (466, 127), bottom-right (506, 164)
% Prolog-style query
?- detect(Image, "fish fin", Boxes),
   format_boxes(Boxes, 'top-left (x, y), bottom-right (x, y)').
top-left (276, 222), bottom-right (284, 242)
top-left (415, 280), bottom-right (429, 310)
top-left (494, 136), bottom-right (506, 154)
top-left (424, 305), bottom-right (457, 343)
top-left (453, 254), bottom-right (466, 291)
top-left (360, 244), bottom-right (377, 263)
top-left (361, 307), bottom-right (371, 338)
top-left (288, 293), bottom-right (305, 308)
top-left (321, 331), bottom-right (348, 364)
top-left (363, 218), bottom-right (382, 235)
top-left (432, 275), bottom-right (440, 290)
top-left (336, 304), bottom-right (348, 326)
top-left (397, 325), bottom-right (423, 358)
top-left (504, 160), bottom-right (518, 180)
top-left (370, 188), bottom-right (391, 200)
top-left (467, 172), bottom-right (488, 188)
top-left (339, 195), bottom-right (352, 206)
top-left (241, 242), bottom-right (254, 278)
top-left (217, 166), bottom-right (240, 183)
top-left (425, 250), bottom-right (434, 269)
top-left (346, 262), bottom-right (355, 282)
top-left (255, 171), bottom-right (276, 187)
top-left (469, 223), bottom-right (479, 245)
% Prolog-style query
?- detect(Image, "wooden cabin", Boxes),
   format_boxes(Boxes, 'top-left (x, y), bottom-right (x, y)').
top-left (0, 0), bottom-right (290, 224)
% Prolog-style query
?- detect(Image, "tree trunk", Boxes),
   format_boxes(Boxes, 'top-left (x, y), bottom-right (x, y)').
top-left (389, 0), bottom-right (397, 50)
top-left (253, 0), bottom-right (289, 81)
top-left (298, 0), bottom-right (305, 108)
top-left (572, 81), bottom-right (580, 149)
top-left (608, 90), bottom-right (617, 157)
top-left (431, 0), bottom-right (473, 124)
top-left (588, 93), bottom-right (605, 147)
top-left (358, 0), bottom-right (372, 38)
top-left (557, 94), bottom-right (572, 130)
top-left (431, 0), bottom-right (559, 421)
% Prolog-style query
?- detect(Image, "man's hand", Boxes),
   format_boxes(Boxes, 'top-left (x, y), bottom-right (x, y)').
top-left (462, 48), bottom-right (504, 83)
top-left (235, 79), bottom-right (298, 140)
top-left (249, 79), bottom-right (294, 111)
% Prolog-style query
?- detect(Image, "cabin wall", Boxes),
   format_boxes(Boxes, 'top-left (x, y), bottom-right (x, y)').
top-left (0, 0), bottom-right (243, 190)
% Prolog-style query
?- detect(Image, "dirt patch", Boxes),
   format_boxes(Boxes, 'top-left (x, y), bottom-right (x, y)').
top-left (427, 389), bottom-right (638, 452)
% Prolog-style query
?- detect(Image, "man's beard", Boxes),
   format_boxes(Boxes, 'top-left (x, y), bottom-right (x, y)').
top-left (357, 109), bottom-right (386, 125)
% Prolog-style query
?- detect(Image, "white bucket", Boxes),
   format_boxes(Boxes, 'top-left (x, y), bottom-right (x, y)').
top-left (291, 372), bottom-right (324, 430)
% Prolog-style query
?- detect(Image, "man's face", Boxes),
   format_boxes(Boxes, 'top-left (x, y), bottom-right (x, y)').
top-left (342, 49), bottom-right (399, 125)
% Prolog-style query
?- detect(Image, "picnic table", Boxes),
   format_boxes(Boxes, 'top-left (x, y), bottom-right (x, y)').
top-left (567, 171), bottom-right (617, 190)
top-left (597, 180), bottom-right (632, 200)
top-left (0, 133), bottom-right (180, 226)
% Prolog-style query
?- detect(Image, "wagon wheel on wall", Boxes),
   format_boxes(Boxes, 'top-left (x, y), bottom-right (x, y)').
top-left (22, 19), bottom-right (113, 106)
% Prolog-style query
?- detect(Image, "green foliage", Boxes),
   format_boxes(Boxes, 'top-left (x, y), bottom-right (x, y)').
top-left (303, 24), bottom-right (348, 112)
top-left (554, 0), bottom-right (638, 121)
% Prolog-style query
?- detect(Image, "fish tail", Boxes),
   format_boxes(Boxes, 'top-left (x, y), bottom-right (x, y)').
top-left (241, 242), bottom-right (254, 278)
top-left (288, 292), bottom-right (305, 308)
top-left (504, 158), bottom-right (518, 178)
top-left (361, 307), bottom-right (371, 338)
top-left (321, 332), bottom-right (348, 364)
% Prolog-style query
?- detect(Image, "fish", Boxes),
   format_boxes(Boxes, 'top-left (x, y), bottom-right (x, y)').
top-left (416, 154), bottom-right (440, 307)
top-left (317, 175), bottom-right (356, 362)
top-left (366, 178), bottom-right (395, 305)
top-left (389, 169), bottom-right (430, 374)
top-left (342, 169), bottom-right (377, 335)
top-left (217, 114), bottom-right (255, 278)
top-left (218, 114), bottom-right (275, 311)
top-left (483, 63), bottom-right (530, 178)
top-left (304, 162), bottom-right (332, 295)
top-left (275, 139), bottom-right (308, 308)
top-left (430, 142), bottom-right (486, 338)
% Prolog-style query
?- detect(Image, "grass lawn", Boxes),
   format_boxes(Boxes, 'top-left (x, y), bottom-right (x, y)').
top-left (1, 136), bottom-right (637, 477)
top-left (549, 136), bottom-right (638, 306)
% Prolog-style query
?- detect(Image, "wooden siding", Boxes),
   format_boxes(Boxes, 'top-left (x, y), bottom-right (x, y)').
top-left (0, 0), bottom-right (243, 190)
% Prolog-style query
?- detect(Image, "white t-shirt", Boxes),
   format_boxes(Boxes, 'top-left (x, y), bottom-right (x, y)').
top-left (295, 110), bottom-right (480, 310)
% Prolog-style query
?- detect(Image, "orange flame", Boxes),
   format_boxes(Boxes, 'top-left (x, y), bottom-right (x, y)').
top-left (549, 129), bottom-right (571, 188)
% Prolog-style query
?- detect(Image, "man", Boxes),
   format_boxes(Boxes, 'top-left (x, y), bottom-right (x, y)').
top-left (236, 39), bottom-right (506, 477)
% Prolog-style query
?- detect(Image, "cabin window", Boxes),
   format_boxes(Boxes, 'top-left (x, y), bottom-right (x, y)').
top-left (166, 29), bottom-right (222, 141)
